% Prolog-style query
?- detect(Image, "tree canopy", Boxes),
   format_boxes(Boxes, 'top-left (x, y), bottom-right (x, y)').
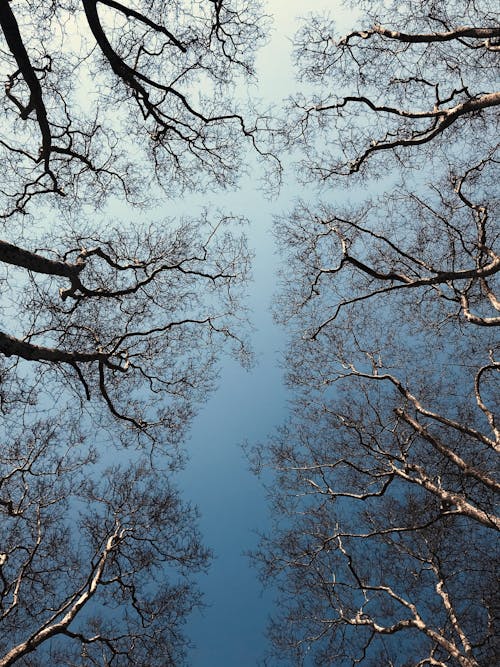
top-left (0, 0), bottom-right (265, 662)
top-left (0, 0), bottom-right (266, 215)
top-left (1, 0), bottom-right (499, 664)
top-left (0, 0), bottom-right (266, 446)
top-left (254, 1), bottom-right (499, 665)
top-left (0, 413), bottom-right (209, 666)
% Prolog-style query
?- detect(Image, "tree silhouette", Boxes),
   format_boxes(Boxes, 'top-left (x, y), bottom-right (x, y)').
top-left (0, 213), bottom-right (251, 448)
top-left (0, 0), bottom-right (265, 661)
top-left (0, 0), bottom-right (264, 446)
top-left (0, 0), bottom-right (266, 215)
top-left (0, 411), bottom-right (209, 666)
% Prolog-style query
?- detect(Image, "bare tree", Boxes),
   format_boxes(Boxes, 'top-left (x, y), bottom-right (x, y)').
top-left (0, 0), bottom-right (265, 447)
top-left (0, 0), bottom-right (268, 216)
top-left (286, 0), bottom-right (499, 182)
top-left (254, 1), bottom-right (500, 664)
top-left (274, 155), bottom-right (499, 334)
top-left (253, 342), bottom-right (499, 664)
top-left (271, 0), bottom-right (499, 333)
top-left (0, 213), bottom-right (251, 449)
top-left (0, 1), bottom-right (266, 661)
top-left (0, 410), bottom-right (209, 666)
top-left (255, 462), bottom-right (498, 666)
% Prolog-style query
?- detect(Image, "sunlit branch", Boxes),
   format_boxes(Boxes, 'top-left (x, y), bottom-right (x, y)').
top-left (0, 523), bottom-right (124, 667)
top-left (313, 92), bottom-right (500, 174)
top-left (339, 25), bottom-right (500, 47)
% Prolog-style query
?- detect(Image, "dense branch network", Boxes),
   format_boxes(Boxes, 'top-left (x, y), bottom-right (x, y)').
top-left (275, 155), bottom-right (499, 342)
top-left (253, 352), bottom-right (499, 664)
top-left (0, 1), bottom-right (267, 660)
top-left (286, 9), bottom-right (499, 180)
top-left (0, 0), bottom-right (266, 216)
top-left (0, 417), bottom-right (209, 665)
top-left (0, 214), bottom-right (250, 442)
top-left (258, 2), bottom-right (500, 665)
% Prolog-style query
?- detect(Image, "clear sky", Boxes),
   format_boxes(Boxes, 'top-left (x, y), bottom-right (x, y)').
top-left (178, 2), bottom-right (354, 665)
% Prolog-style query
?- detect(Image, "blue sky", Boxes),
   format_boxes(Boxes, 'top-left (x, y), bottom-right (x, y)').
top-left (177, 179), bottom-right (290, 666)
top-left (177, 2), bottom-right (355, 664)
